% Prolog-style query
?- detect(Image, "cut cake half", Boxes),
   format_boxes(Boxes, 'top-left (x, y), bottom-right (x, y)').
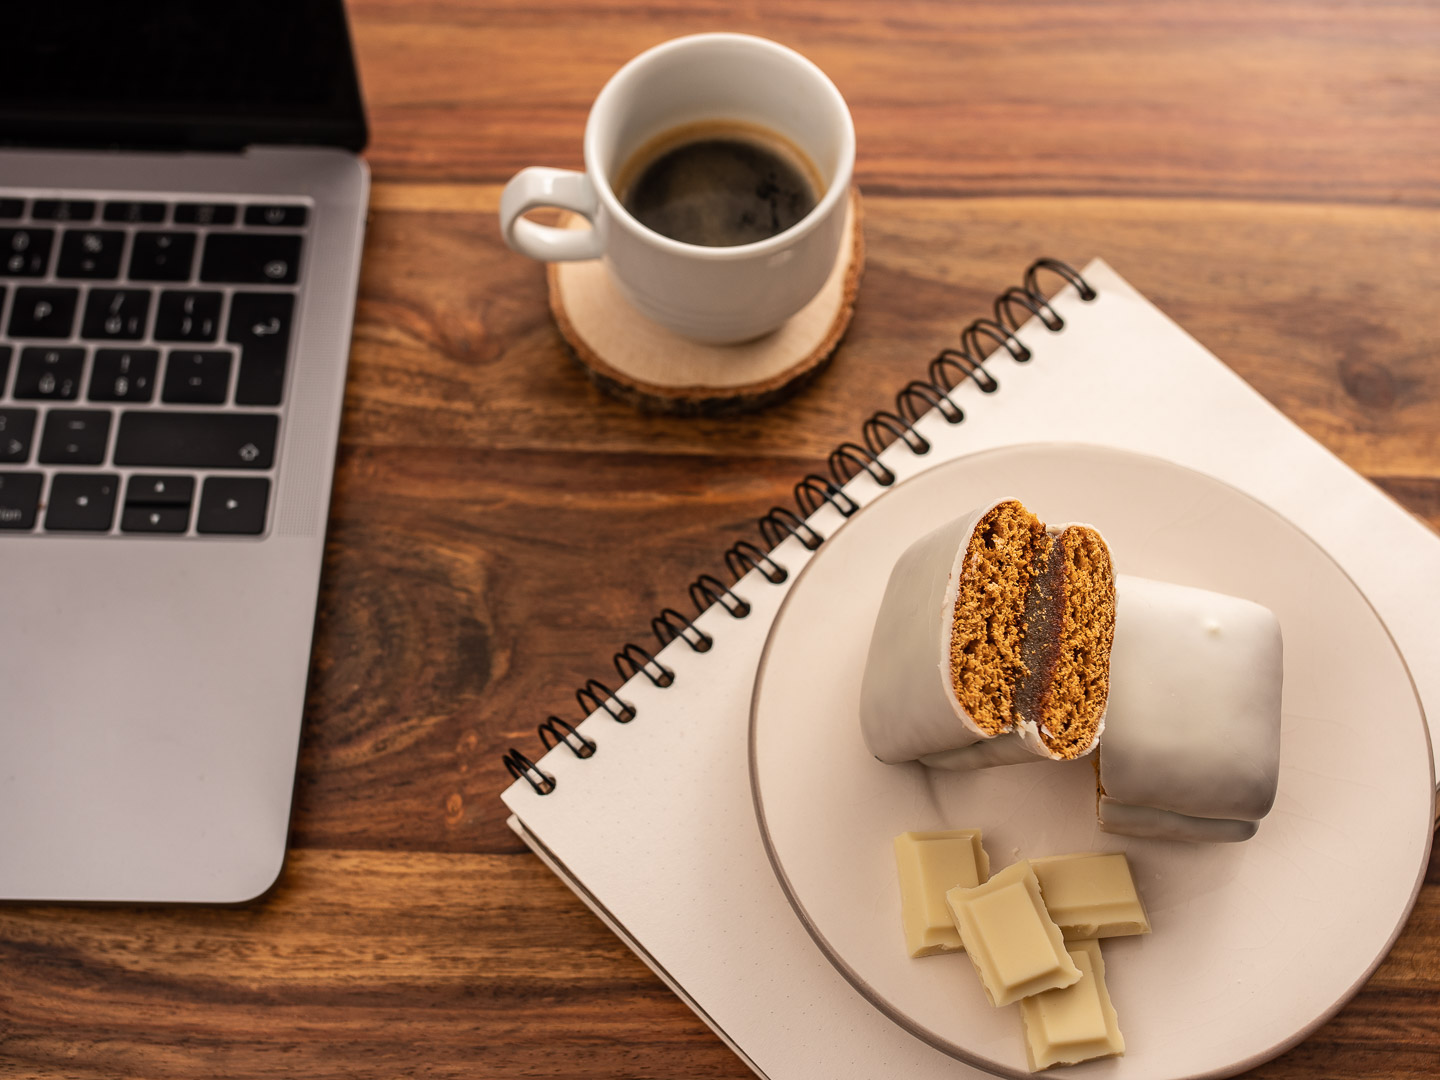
top-left (860, 498), bottom-right (1117, 767)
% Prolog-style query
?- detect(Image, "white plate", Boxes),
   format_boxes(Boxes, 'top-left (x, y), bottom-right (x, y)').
top-left (750, 443), bottom-right (1434, 1079)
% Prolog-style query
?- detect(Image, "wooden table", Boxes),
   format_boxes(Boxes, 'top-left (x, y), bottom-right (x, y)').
top-left (4, 2), bottom-right (1438, 1076)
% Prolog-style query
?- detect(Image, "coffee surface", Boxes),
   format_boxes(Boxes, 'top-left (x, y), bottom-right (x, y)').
top-left (620, 131), bottom-right (820, 247)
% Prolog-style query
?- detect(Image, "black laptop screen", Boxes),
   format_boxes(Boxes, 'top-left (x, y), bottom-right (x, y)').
top-left (1, 0), bottom-right (367, 152)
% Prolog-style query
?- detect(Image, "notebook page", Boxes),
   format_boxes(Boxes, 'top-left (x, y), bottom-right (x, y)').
top-left (503, 260), bottom-right (1439, 1079)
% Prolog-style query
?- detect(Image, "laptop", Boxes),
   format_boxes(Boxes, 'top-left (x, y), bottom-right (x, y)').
top-left (0, 1), bottom-right (369, 902)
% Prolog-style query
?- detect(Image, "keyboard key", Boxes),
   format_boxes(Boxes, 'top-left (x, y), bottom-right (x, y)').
top-left (199, 233), bottom-right (302, 284)
top-left (8, 286), bottom-right (78, 337)
top-left (81, 288), bottom-right (150, 340)
top-left (0, 408), bottom-right (36, 463)
top-left (56, 229), bottom-right (125, 279)
top-left (154, 290), bottom-right (221, 341)
top-left (103, 201), bottom-right (166, 224)
top-left (0, 198), bottom-right (23, 219)
top-left (128, 230), bottom-right (196, 282)
top-left (0, 342), bottom-right (9, 392)
top-left (14, 347), bottom-right (84, 400)
top-left (227, 292), bottom-right (294, 405)
top-left (1, 228), bottom-right (55, 277)
top-left (114, 411), bottom-right (277, 469)
top-left (197, 476), bottom-right (270, 535)
top-left (45, 473), bottom-right (119, 531)
top-left (39, 410), bottom-right (111, 465)
top-left (89, 348), bottom-right (158, 402)
top-left (126, 474), bottom-right (194, 506)
top-left (244, 204), bottom-right (308, 228)
top-left (32, 199), bottom-right (96, 222)
top-left (174, 202), bottom-right (237, 226)
top-left (0, 472), bottom-right (42, 529)
top-left (122, 504), bottom-right (190, 533)
top-left (163, 350), bottom-right (232, 404)
top-left (122, 474), bottom-right (194, 534)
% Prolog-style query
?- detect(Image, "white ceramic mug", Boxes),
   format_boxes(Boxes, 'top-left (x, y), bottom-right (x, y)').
top-left (498, 33), bottom-right (855, 345)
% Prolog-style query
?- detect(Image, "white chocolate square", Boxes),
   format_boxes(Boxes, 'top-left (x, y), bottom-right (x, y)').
top-left (894, 830), bottom-right (991, 957)
top-left (1030, 852), bottom-right (1151, 940)
top-left (1019, 939), bottom-right (1125, 1071)
top-left (946, 860), bottom-right (1080, 1007)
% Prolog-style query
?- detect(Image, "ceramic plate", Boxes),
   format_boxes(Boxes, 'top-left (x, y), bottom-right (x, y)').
top-left (750, 443), bottom-right (1433, 1079)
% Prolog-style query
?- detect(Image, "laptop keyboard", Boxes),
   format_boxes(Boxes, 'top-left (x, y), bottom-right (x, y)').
top-left (0, 193), bottom-right (308, 537)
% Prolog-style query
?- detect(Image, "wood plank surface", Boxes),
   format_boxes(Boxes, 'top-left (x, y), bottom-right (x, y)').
top-left (349, 0), bottom-right (1440, 203)
top-left (4, 0), bottom-right (1440, 1077)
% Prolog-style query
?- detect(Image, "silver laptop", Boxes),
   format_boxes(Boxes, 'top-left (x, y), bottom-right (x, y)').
top-left (0, 1), bottom-right (369, 901)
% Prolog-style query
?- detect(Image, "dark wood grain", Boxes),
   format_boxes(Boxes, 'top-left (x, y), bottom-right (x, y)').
top-left (4, 0), bottom-right (1440, 1077)
top-left (349, 0), bottom-right (1440, 204)
top-left (351, 188), bottom-right (1440, 481)
top-left (1, 850), bottom-right (1437, 1078)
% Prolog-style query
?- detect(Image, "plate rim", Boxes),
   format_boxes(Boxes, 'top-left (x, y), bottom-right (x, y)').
top-left (748, 440), bottom-right (1435, 1080)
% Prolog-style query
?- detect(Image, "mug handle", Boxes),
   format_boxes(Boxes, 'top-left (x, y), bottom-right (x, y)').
top-left (499, 167), bottom-right (605, 262)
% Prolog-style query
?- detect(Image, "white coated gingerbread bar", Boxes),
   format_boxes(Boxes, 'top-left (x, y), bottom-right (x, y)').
top-left (1098, 576), bottom-right (1283, 843)
top-left (859, 501), bottom-right (1008, 765)
top-left (859, 500), bottom-right (1106, 767)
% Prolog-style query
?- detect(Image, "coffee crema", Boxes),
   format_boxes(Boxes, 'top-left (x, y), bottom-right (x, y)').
top-left (616, 120), bottom-right (823, 248)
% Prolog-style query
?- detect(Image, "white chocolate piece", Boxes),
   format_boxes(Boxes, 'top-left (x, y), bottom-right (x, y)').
top-left (1019, 939), bottom-right (1125, 1072)
top-left (894, 830), bottom-right (991, 957)
top-left (860, 501), bottom-right (1110, 767)
top-left (1099, 576), bottom-right (1283, 843)
top-left (860, 503), bottom-right (1003, 765)
top-left (945, 860), bottom-right (1081, 1007)
top-left (1029, 852), bottom-right (1151, 940)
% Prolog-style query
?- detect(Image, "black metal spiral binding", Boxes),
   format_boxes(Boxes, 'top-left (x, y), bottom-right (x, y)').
top-left (758, 505), bottom-right (824, 551)
top-left (862, 409), bottom-right (932, 457)
top-left (614, 642), bottom-right (675, 688)
top-left (503, 258), bottom-right (1096, 793)
top-left (576, 678), bottom-right (635, 723)
top-left (504, 748), bottom-right (556, 794)
top-left (828, 441), bottom-right (897, 487)
top-left (995, 286), bottom-right (1064, 333)
top-left (539, 716), bottom-right (597, 758)
top-left (897, 379), bottom-right (964, 426)
top-left (794, 473), bottom-right (859, 519)
top-left (725, 540), bottom-right (788, 584)
top-left (652, 607), bottom-right (713, 652)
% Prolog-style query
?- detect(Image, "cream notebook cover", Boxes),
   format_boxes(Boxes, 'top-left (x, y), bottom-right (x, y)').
top-left (501, 259), bottom-right (1440, 1079)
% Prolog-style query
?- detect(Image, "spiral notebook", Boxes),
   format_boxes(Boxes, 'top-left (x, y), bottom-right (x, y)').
top-left (500, 258), bottom-right (1440, 1080)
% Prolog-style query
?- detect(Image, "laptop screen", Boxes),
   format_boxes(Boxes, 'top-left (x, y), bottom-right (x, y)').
top-left (1, 0), bottom-right (367, 152)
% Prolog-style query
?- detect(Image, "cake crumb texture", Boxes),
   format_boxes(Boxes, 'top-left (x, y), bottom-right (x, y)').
top-left (1038, 526), bottom-right (1116, 759)
top-left (949, 500), bottom-right (1045, 734)
top-left (949, 503), bottom-right (1115, 754)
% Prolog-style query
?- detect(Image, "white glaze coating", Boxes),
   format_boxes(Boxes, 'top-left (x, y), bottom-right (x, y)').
top-left (919, 732), bottom-right (1038, 770)
top-left (859, 502), bottom-right (999, 763)
top-left (1098, 576), bottom-right (1283, 842)
top-left (1097, 798), bottom-right (1259, 843)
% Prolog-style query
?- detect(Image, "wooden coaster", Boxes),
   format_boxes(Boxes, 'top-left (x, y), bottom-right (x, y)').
top-left (548, 188), bottom-right (864, 416)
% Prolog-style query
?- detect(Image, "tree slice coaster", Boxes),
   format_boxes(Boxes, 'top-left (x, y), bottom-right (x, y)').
top-left (547, 187), bottom-right (864, 416)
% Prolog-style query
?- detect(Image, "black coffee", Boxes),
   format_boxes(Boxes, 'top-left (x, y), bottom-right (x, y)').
top-left (619, 126), bottom-right (820, 247)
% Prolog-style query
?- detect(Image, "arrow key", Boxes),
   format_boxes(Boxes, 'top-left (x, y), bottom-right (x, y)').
top-left (121, 505), bottom-right (191, 534)
top-left (197, 477), bottom-right (270, 535)
top-left (45, 473), bottom-right (119, 531)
